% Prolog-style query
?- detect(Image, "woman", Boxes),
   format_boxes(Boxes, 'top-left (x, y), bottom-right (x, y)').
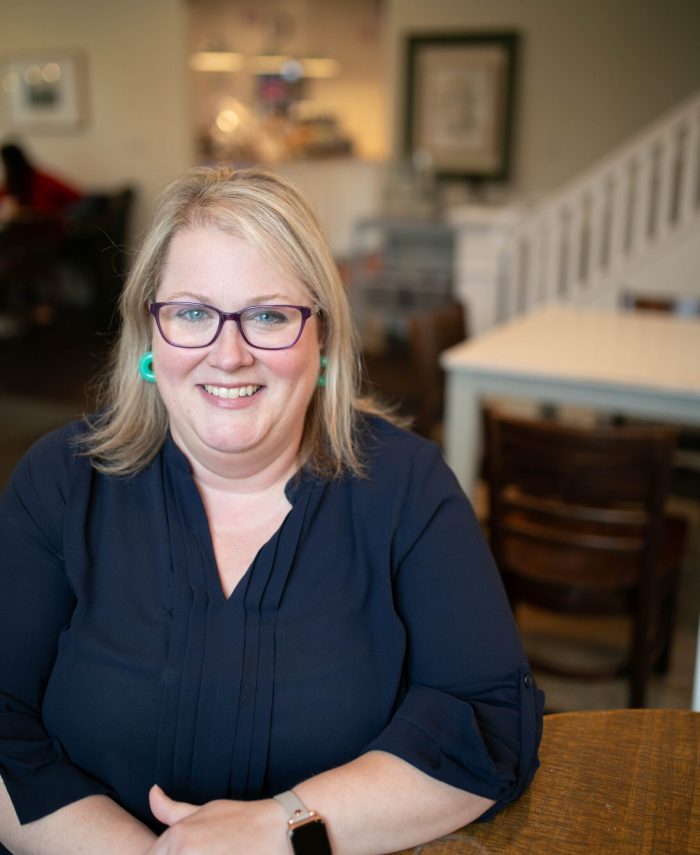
top-left (0, 166), bottom-right (543, 854)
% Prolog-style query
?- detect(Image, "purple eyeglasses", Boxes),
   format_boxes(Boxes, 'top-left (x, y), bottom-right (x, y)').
top-left (149, 302), bottom-right (315, 350)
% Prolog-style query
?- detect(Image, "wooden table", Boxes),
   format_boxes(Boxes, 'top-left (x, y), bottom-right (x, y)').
top-left (441, 305), bottom-right (700, 498)
top-left (396, 709), bottom-right (700, 855)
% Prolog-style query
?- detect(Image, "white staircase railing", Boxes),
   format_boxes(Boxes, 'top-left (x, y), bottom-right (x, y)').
top-left (497, 90), bottom-right (700, 323)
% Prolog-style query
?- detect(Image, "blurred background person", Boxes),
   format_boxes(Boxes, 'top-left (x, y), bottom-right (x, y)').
top-left (0, 141), bottom-right (83, 228)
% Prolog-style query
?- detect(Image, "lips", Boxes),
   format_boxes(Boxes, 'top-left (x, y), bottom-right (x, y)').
top-left (202, 384), bottom-right (262, 399)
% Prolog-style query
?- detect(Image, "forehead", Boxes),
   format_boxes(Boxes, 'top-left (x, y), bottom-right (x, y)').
top-left (158, 226), bottom-right (310, 305)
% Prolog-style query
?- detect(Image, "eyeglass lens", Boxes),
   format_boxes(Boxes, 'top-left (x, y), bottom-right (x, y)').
top-left (156, 303), bottom-right (306, 349)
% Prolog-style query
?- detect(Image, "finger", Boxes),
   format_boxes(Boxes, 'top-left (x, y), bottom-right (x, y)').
top-left (149, 784), bottom-right (199, 826)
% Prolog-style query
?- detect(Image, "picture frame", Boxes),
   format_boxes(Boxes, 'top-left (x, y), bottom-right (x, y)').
top-left (404, 32), bottom-right (519, 182)
top-left (1, 50), bottom-right (88, 132)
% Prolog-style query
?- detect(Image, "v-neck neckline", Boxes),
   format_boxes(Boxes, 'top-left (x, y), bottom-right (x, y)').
top-left (162, 433), bottom-right (301, 604)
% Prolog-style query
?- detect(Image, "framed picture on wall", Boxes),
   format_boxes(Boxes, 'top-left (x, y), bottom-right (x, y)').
top-left (1, 51), bottom-right (88, 132)
top-left (404, 32), bottom-right (519, 182)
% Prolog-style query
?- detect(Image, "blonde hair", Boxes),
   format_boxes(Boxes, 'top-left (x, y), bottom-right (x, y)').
top-left (83, 165), bottom-right (390, 478)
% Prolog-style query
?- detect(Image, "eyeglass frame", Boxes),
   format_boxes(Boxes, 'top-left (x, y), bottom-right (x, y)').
top-left (148, 301), bottom-right (316, 350)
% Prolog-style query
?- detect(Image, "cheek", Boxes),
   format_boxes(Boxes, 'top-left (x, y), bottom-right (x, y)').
top-left (266, 347), bottom-right (318, 386)
top-left (152, 343), bottom-right (200, 387)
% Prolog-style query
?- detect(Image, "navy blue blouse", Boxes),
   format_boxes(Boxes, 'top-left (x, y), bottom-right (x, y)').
top-left (0, 415), bottom-right (543, 841)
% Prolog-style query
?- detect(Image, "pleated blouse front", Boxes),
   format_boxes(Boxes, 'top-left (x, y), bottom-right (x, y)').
top-left (155, 438), bottom-right (326, 804)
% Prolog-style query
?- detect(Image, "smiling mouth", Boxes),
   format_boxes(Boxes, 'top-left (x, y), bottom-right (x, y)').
top-left (203, 384), bottom-right (262, 399)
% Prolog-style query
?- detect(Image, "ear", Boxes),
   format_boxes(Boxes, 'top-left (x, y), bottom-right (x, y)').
top-left (314, 309), bottom-right (327, 349)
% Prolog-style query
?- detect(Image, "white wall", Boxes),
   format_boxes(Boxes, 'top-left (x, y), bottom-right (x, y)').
top-left (0, 0), bottom-right (194, 238)
top-left (386, 0), bottom-right (700, 199)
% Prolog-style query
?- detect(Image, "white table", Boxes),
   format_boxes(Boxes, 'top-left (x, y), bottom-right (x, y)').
top-left (442, 304), bottom-right (700, 496)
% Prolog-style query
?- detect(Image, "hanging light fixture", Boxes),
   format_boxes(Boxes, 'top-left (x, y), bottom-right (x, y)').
top-left (249, 54), bottom-right (339, 79)
top-left (189, 38), bottom-right (243, 73)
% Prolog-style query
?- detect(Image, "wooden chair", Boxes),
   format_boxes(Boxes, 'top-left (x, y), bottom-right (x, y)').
top-left (485, 410), bottom-right (688, 707)
top-left (407, 301), bottom-right (467, 441)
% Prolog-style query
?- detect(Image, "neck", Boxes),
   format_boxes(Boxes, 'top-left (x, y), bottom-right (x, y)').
top-left (171, 430), bottom-right (302, 498)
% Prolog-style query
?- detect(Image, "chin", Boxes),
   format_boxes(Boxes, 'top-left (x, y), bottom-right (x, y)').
top-left (201, 432), bottom-right (261, 456)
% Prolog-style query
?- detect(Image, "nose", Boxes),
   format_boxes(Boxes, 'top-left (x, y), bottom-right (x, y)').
top-left (206, 319), bottom-right (255, 370)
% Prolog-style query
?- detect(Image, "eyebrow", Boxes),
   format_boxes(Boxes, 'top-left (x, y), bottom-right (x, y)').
top-left (162, 291), bottom-right (291, 305)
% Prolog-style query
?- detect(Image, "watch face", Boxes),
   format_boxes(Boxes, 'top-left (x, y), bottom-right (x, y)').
top-left (290, 818), bottom-right (332, 855)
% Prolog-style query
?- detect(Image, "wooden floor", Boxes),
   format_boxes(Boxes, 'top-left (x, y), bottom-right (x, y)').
top-left (2, 310), bottom-right (698, 712)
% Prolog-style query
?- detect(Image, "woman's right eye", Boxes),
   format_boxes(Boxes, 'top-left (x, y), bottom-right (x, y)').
top-left (174, 305), bottom-right (212, 323)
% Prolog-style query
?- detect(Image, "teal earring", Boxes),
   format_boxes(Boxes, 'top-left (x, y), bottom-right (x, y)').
top-left (318, 354), bottom-right (328, 388)
top-left (138, 351), bottom-right (156, 383)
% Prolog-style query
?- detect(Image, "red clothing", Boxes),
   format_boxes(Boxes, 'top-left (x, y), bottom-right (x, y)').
top-left (0, 168), bottom-right (83, 218)
top-left (28, 169), bottom-right (83, 217)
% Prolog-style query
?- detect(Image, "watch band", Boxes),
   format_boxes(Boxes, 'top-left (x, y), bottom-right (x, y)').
top-left (274, 790), bottom-right (333, 854)
top-left (273, 789), bottom-right (314, 824)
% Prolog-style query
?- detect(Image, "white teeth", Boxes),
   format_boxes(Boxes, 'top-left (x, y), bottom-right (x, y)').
top-left (204, 384), bottom-right (260, 399)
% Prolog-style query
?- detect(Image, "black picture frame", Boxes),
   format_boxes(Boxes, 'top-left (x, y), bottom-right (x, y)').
top-left (404, 32), bottom-right (519, 183)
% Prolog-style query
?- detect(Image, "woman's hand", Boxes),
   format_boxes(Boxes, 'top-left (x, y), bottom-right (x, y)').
top-left (146, 785), bottom-right (287, 854)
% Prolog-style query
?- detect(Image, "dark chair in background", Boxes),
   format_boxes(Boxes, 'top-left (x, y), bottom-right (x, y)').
top-left (0, 185), bottom-right (136, 332)
top-left (620, 292), bottom-right (700, 315)
top-left (0, 186), bottom-right (136, 399)
top-left (361, 300), bottom-right (467, 443)
top-left (0, 218), bottom-right (63, 329)
top-left (407, 300), bottom-right (467, 441)
top-left (62, 185), bottom-right (136, 327)
top-left (485, 410), bottom-right (688, 707)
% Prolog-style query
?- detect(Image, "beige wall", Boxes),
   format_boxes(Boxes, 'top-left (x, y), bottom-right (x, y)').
top-left (0, 0), bottom-right (193, 237)
top-left (386, 0), bottom-right (700, 197)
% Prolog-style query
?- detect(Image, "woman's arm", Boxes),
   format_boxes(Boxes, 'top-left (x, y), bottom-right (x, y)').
top-left (0, 781), bottom-right (156, 855)
top-left (0, 431), bottom-right (153, 852)
top-left (293, 750), bottom-right (494, 852)
top-left (147, 750), bottom-right (493, 854)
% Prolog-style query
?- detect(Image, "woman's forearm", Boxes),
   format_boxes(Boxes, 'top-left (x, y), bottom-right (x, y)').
top-left (292, 750), bottom-right (494, 855)
top-left (0, 780), bottom-right (157, 855)
top-left (150, 749), bottom-right (495, 854)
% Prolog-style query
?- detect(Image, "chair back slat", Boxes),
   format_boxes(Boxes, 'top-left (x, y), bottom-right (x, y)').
top-left (490, 417), bottom-right (676, 506)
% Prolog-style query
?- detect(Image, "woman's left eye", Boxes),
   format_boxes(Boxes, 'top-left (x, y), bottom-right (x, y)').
top-left (250, 310), bottom-right (287, 325)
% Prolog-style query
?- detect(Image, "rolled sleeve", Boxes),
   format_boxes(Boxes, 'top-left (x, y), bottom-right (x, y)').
top-left (1, 748), bottom-right (112, 825)
top-left (364, 665), bottom-right (543, 815)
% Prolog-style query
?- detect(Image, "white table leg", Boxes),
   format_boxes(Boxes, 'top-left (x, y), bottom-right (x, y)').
top-left (444, 373), bottom-right (481, 498)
